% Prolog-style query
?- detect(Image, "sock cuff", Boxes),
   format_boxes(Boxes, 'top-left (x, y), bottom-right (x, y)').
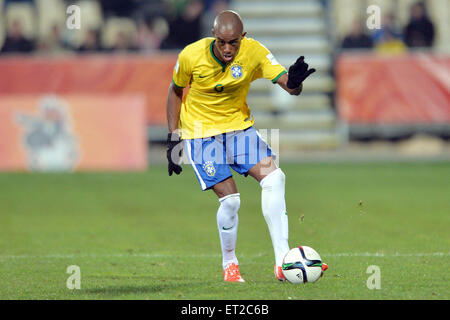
top-left (259, 168), bottom-right (284, 188)
top-left (219, 193), bottom-right (240, 203)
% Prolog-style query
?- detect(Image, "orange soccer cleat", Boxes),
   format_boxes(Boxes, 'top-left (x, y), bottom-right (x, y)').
top-left (223, 263), bottom-right (245, 283)
top-left (321, 262), bottom-right (328, 277)
top-left (274, 265), bottom-right (286, 282)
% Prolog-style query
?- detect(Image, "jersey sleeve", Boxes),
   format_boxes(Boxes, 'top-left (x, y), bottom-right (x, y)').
top-left (172, 48), bottom-right (192, 88)
top-left (255, 42), bottom-right (287, 83)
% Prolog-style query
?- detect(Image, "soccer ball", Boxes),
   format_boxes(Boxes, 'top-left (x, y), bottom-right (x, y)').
top-left (282, 246), bottom-right (324, 284)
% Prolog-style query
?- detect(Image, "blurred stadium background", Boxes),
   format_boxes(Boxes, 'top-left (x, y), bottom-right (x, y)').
top-left (1, 0), bottom-right (449, 301)
top-left (0, 0), bottom-right (449, 171)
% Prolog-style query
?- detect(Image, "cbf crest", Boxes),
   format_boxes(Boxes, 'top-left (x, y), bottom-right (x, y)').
top-left (230, 63), bottom-right (243, 79)
top-left (202, 161), bottom-right (216, 177)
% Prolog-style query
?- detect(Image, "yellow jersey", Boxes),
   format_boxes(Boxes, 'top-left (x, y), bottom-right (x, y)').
top-left (172, 37), bottom-right (287, 139)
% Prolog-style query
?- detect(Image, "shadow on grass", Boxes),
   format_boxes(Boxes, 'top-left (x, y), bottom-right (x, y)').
top-left (83, 284), bottom-right (180, 295)
top-left (82, 280), bottom-right (208, 297)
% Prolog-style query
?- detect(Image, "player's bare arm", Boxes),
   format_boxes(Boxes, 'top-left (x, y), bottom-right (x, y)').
top-left (166, 82), bottom-right (184, 176)
top-left (276, 73), bottom-right (303, 96)
top-left (166, 82), bottom-right (183, 133)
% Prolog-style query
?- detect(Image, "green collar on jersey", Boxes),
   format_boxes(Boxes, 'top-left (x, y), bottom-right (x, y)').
top-left (210, 40), bottom-right (226, 72)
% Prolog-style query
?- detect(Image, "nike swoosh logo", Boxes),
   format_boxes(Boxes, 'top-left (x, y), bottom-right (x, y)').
top-left (222, 225), bottom-right (234, 230)
top-left (199, 75), bottom-right (208, 78)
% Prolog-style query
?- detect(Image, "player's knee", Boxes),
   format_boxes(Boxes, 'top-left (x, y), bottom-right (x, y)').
top-left (260, 168), bottom-right (285, 189)
top-left (219, 193), bottom-right (241, 213)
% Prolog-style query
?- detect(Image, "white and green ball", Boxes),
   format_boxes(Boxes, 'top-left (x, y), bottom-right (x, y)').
top-left (282, 246), bottom-right (323, 284)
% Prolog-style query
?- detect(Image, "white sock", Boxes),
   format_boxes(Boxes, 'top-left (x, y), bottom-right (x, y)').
top-left (217, 193), bottom-right (240, 268)
top-left (260, 168), bottom-right (290, 266)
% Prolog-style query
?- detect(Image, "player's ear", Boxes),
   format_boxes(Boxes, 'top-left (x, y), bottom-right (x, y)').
top-left (211, 28), bottom-right (216, 37)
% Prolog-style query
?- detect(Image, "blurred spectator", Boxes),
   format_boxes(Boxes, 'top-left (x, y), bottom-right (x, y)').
top-left (100, 0), bottom-right (139, 18)
top-left (201, 0), bottom-right (230, 37)
top-left (3, 0), bottom-right (35, 8)
top-left (204, 0), bottom-right (230, 12)
top-left (134, 17), bottom-right (169, 53)
top-left (76, 29), bottom-right (103, 53)
top-left (161, 0), bottom-right (204, 50)
top-left (341, 19), bottom-right (373, 50)
top-left (403, 1), bottom-right (435, 48)
top-left (37, 24), bottom-right (70, 55)
top-left (0, 19), bottom-right (35, 54)
top-left (105, 31), bottom-right (138, 53)
top-left (372, 14), bottom-right (407, 54)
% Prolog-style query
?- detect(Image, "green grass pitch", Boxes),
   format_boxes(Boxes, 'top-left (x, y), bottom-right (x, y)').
top-left (0, 162), bottom-right (448, 299)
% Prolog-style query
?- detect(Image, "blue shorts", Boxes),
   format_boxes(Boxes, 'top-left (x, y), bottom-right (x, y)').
top-left (184, 126), bottom-right (273, 190)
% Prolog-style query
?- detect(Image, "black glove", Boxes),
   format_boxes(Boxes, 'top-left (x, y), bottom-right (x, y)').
top-left (287, 56), bottom-right (316, 89)
top-left (167, 132), bottom-right (183, 176)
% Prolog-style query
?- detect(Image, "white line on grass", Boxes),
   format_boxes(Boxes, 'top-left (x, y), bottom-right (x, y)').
top-left (0, 252), bottom-right (448, 260)
top-left (325, 252), bottom-right (449, 257)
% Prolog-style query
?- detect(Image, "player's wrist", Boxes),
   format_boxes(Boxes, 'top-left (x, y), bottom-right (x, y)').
top-left (286, 76), bottom-right (301, 90)
top-left (167, 132), bottom-right (181, 142)
top-left (166, 132), bottom-right (183, 176)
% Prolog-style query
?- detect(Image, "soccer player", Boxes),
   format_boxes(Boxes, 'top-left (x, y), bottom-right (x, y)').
top-left (166, 10), bottom-right (327, 282)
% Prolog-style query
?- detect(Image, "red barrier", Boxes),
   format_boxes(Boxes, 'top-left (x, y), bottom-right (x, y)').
top-left (337, 54), bottom-right (450, 124)
top-left (0, 54), bottom-right (177, 125)
top-left (0, 94), bottom-right (148, 171)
